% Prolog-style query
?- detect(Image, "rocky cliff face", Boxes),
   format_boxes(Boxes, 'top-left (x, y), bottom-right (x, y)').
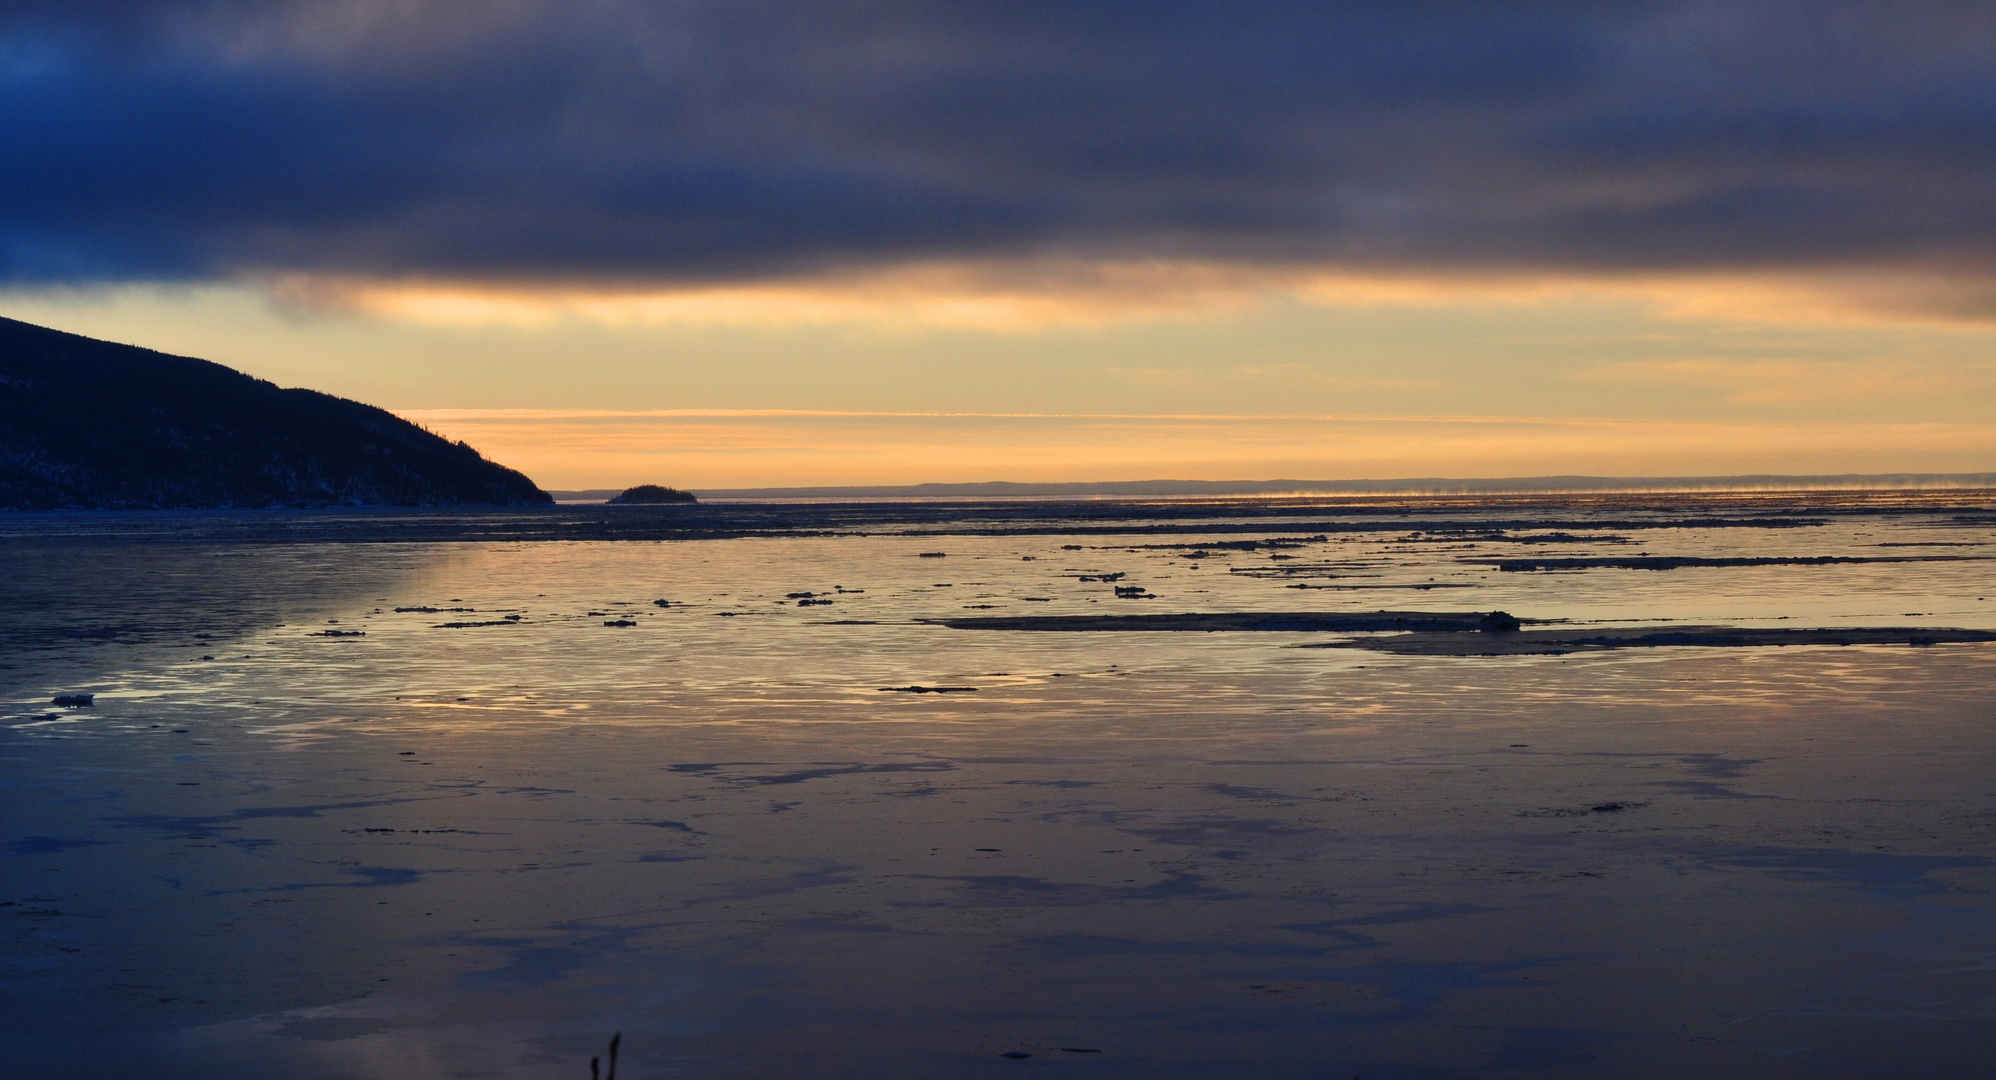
top-left (0, 317), bottom-right (551, 509)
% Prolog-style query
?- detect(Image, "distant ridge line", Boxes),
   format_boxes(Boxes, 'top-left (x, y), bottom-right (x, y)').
top-left (551, 473), bottom-right (1996, 502)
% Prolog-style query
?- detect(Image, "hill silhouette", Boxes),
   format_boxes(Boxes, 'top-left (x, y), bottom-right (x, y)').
top-left (0, 316), bottom-right (551, 509)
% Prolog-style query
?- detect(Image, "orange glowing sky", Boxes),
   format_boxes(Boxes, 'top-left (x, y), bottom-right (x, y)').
top-left (6, 270), bottom-right (1993, 489)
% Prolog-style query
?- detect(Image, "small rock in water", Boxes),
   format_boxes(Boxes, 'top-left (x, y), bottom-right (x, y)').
top-left (604, 619), bottom-right (638, 627)
top-left (312, 629), bottom-right (366, 637)
top-left (999, 1051), bottom-right (1031, 1059)
top-left (653, 599), bottom-right (671, 607)
top-left (878, 685), bottom-right (979, 694)
top-left (52, 694), bottom-right (94, 707)
top-left (918, 552), bottom-right (948, 558)
top-left (1478, 610), bottom-right (1522, 632)
top-left (608, 484), bottom-right (696, 504)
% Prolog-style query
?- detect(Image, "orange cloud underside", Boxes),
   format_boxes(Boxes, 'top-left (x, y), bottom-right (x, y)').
top-left (290, 261), bottom-right (1996, 332)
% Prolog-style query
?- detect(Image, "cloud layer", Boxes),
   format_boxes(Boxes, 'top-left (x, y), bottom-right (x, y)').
top-left (6, 2), bottom-right (1995, 305)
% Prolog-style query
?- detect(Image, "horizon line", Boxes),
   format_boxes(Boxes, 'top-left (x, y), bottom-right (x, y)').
top-left (546, 472), bottom-right (1996, 502)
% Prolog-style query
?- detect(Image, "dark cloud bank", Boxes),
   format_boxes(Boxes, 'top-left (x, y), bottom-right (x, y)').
top-left (3, 2), bottom-right (1994, 293)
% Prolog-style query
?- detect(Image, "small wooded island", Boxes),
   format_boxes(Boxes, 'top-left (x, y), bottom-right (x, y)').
top-left (0, 316), bottom-right (550, 510)
top-left (607, 484), bottom-right (699, 504)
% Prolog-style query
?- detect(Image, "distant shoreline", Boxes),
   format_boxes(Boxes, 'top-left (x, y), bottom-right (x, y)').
top-left (548, 472), bottom-right (1996, 503)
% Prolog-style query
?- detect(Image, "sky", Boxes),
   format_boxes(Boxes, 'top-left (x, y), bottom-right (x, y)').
top-left (4, 1), bottom-right (1995, 488)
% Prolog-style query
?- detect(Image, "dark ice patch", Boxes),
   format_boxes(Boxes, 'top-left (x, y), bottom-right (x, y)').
top-left (630, 819), bottom-right (699, 833)
top-left (105, 798), bottom-right (409, 835)
top-left (8, 836), bottom-right (106, 856)
top-left (1205, 782), bottom-right (1303, 801)
top-left (1648, 780), bottom-right (1776, 800)
top-left (1676, 753), bottom-right (1764, 780)
top-left (1520, 801), bottom-right (1650, 817)
top-left (1466, 554), bottom-right (1991, 571)
top-left (1317, 625), bottom-right (1996, 656)
top-left (739, 761), bottom-right (956, 786)
top-left (344, 867), bottom-right (424, 886)
top-left (1707, 848), bottom-right (1985, 897)
top-left (937, 610), bottom-right (1525, 633)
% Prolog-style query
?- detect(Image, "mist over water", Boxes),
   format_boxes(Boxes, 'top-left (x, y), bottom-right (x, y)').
top-left (4, 492), bottom-right (1995, 1078)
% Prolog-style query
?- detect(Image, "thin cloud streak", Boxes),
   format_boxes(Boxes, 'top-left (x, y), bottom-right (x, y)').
top-left (309, 264), bottom-right (1996, 332)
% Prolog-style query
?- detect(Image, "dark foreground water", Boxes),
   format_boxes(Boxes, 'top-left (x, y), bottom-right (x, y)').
top-left (3, 492), bottom-right (1995, 1078)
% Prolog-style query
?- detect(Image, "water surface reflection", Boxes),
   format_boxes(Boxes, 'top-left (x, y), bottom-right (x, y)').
top-left (4, 494), bottom-right (1994, 1078)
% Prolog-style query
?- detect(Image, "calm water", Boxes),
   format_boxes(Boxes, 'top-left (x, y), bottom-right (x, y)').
top-left (4, 493), bottom-right (1995, 1078)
